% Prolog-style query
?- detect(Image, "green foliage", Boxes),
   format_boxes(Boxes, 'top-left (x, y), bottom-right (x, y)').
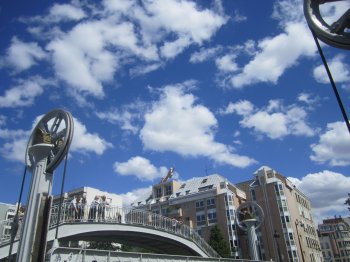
top-left (209, 225), bottom-right (231, 258)
top-left (121, 244), bottom-right (133, 252)
top-left (121, 244), bottom-right (153, 253)
top-left (88, 241), bottom-right (119, 251)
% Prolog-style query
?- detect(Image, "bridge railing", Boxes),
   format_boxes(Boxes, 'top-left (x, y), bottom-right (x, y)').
top-left (0, 204), bottom-right (219, 258)
top-left (49, 204), bottom-right (220, 258)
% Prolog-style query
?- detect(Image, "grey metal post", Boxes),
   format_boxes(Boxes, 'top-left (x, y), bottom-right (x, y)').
top-left (16, 144), bottom-right (54, 262)
top-left (245, 219), bottom-right (259, 261)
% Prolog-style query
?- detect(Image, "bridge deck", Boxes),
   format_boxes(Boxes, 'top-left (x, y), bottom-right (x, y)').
top-left (0, 204), bottom-right (219, 259)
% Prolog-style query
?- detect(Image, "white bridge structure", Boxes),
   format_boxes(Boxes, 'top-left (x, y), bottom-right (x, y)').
top-left (0, 204), bottom-right (219, 260)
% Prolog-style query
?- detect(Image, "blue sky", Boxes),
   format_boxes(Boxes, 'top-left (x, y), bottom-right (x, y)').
top-left (0, 0), bottom-right (349, 223)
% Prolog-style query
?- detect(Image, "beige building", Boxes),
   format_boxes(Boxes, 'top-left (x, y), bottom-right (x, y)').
top-left (318, 216), bottom-right (350, 261)
top-left (0, 202), bottom-right (17, 242)
top-left (237, 166), bottom-right (323, 262)
top-left (53, 186), bottom-right (123, 207)
top-left (133, 174), bottom-right (247, 258)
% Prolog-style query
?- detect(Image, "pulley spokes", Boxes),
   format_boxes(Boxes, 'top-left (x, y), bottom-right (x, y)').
top-left (25, 109), bottom-right (74, 173)
top-left (304, 0), bottom-right (350, 50)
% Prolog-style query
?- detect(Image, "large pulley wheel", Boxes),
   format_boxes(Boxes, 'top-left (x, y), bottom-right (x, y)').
top-left (25, 109), bottom-right (74, 173)
top-left (304, 0), bottom-right (350, 50)
top-left (236, 201), bottom-right (264, 231)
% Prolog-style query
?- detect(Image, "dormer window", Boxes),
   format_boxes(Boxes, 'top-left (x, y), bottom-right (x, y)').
top-left (201, 178), bottom-right (208, 184)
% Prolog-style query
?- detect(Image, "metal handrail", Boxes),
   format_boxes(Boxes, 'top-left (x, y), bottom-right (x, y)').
top-left (0, 204), bottom-right (220, 258)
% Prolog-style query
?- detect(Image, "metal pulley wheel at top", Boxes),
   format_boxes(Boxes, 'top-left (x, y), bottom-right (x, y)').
top-left (304, 0), bottom-right (350, 50)
top-left (236, 201), bottom-right (264, 231)
top-left (25, 109), bottom-right (74, 173)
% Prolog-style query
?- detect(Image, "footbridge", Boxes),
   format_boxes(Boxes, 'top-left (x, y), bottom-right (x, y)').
top-left (0, 204), bottom-right (219, 260)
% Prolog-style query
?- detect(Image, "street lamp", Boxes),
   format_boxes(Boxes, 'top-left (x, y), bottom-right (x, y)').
top-left (295, 219), bottom-right (305, 262)
top-left (273, 230), bottom-right (282, 262)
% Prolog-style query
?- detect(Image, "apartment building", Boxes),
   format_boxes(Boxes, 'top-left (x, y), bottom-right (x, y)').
top-left (0, 202), bottom-right (17, 243)
top-left (318, 216), bottom-right (350, 261)
top-left (133, 174), bottom-right (247, 258)
top-left (237, 166), bottom-right (323, 262)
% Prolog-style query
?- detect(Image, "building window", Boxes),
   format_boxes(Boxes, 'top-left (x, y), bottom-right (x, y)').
top-left (225, 194), bottom-right (233, 206)
top-left (196, 200), bottom-right (205, 209)
top-left (281, 216), bottom-right (286, 228)
top-left (208, 210), bottom-right (217, 220)
top-left (165, 185), bottom-right (172, 195)
top-left (155, 187), bottom-right (162, 198)
top-left (198, 185), bottom-right (213, 192)
top-left (207, 198), bottom-right (215, 206)
top-left (289, 232), bottom-right (294, 240)
top-left (185, 190), bottom-right (190, 195)
top-left (196, 214), bottom-right (206, 222)
top-left (226, 209), bottom-right (234, 219)
top-left (201, 178), bottom-right (208, 184)
top-left (251, 189), bottom-right (256, 200)
top-left (267, 172), bottom-right (274, 178)
top-left (180, 183), bottom-right (186, 189)
top-left (274, 184), bottom-right (280, 196)
top-left (208, 209), bottom-right (217, 224)
top-left (161, 208), bottom-right (169, 216)
top-left (220, 182), bottom-right (226, 189)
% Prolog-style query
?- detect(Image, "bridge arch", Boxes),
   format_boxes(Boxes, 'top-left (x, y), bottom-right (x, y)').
top-left (47, 222), bottom-right (209, 256)
top-left (0, 205), bottom-right (219, 259)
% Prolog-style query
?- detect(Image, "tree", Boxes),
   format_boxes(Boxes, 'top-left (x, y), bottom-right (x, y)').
top-left (209, 225), bottom-right (231, 258)
top-left (345, 193), bottom-right (350, 211)
top-left (88, 241), bottom-right (120, 251)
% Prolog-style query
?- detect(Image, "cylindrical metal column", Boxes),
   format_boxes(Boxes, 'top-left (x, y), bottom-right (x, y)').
top-left (16, 144), bottom-right (54, 262)
top-left (245, 219), bottom-right (259, 261)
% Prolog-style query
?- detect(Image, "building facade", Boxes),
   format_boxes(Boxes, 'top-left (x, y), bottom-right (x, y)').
top-left (237, 166), bottom-right (323, 262)
top-left (53, 186), bottom-right (123, 208)
top-left (318, 216), bottom-right (350, 261)
top-left (133, 174), bottom-right (247, 258)
top-left (0, 202), bottom-right (17, 243)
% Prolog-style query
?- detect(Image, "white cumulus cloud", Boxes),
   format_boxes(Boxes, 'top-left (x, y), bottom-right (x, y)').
top-left (119, 186), bottom-right (153, 207)
top-left (289, 170), bottom-right (350, 223)
top-left (189, 46), bottom-right (222, 63)
top-left (5, 37), bottom-right (46, 72)
top-left (113, 156), bottom-right (168, 181)
top-left (231, 23), bottom-right (315, 88)
top-left (71, 118), bottom-right (113, 155)
top-left (96, 101), bottom-right (147, 134)
top-left (0, 129), bottom-right (30, 163)
top-left (48, 3), bottom-right (86, 22)
top-left (140, 83), bottom-right (256, 168)
top-left (313, 55), bottom-right (350, 89)
top-left (310, 121), bottom-right (350, 166)
top-left (223, 99), bottom-right (315, 139)
top-left (0, 76), bottom-right (48, 108)
top-left (42, 0), bottom-right (226, 102)
top-left (215, 54), bottom-right (238, 73)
